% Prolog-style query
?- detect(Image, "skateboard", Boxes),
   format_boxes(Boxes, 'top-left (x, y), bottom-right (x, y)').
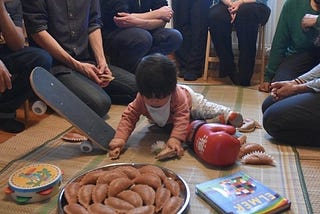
top-left (30, 67), bottom-right (115, 152)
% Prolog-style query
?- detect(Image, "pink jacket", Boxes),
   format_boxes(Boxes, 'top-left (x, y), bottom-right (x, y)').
top-left (114, 85), bottom-right (192, 142)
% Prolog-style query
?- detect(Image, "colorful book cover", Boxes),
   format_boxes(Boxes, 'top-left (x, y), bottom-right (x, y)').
top-left (195, 171), bottom-right (291, 214)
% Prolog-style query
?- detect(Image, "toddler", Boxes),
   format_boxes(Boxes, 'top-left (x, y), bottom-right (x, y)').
top-left (109, 53), bottom-right (243, 159)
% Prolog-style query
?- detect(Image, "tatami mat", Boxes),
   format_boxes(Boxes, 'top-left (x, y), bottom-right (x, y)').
top-left (0, 85), bottom-right (317, 214)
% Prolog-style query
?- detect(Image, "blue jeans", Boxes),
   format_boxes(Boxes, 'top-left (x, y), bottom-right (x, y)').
top-left (262, 93), bottom-right (320, 146)
top-left (0, 46), bottom-right (52, 114)
top-left (273, 50), bottom-right (320, 82)
top-left (103, 65), bottom-right (137, 105)
top-left (262, 49), bottom-right (320, 145)
top-left (103, 27), bottom-right (183, 73)
top-left (51, 64), bottom-right (137, 117)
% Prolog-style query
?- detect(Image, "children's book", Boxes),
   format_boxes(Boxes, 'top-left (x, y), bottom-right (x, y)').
top-left (195, 171), bottom-right (291, 214)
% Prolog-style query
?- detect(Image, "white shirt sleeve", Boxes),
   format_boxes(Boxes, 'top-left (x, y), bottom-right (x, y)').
top-left (299, 63), bottom-right (320, 92)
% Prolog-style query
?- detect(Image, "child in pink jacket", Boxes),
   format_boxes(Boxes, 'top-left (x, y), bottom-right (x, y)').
top-left (109, 53), bottom-right (243, 159)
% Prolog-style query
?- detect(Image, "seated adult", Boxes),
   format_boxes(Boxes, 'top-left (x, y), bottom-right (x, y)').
top-left (100, 0), bottom-right (183, 73)
top-left (262, 63), bottom-right (320, 146)
top-left (22, 0), bottom-right (137, 111)
top-left (208, 0), bottom-right (270, 86)
top-left (0, 0), bottom-right (52, 133)
top-left (259, 0), bottom-right (320, 92)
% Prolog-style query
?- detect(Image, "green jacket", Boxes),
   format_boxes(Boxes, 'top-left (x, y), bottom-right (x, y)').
top-left (264, 0), bottom-right (320, 82)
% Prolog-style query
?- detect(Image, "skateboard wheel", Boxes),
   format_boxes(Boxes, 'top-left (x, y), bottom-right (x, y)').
top-left (80, 141), bottom-right (93, 153)
top-left (32, 100), bottom-right (47, 115)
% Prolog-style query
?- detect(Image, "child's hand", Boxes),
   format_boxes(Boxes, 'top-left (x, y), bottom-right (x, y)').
top-left (108, 138), bottom-right (125, 160)
top-left (166, 138), bottom-right (184, 157)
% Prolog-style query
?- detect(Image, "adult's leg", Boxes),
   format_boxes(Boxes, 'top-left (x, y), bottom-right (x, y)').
top-left (103, 65), bottom-right (138, 105)
top-left (172, 0), bottom-right (192, 72)
top-left (173, 0), bottom-right (210, 77)
top-left (261, 95), bottom-right (275, 113)
top-left (262, 93), bottom-right (320, 146)
top-left (148, 28), bottom-right (182, 55)
top-left (186, 0), bottom-right (211, 73)
top-left (51, 65), bottom-right (111, 117)
top-left (274, 50), bottom-right (320, 81)
top-left (235, 3), bottom-right (264, 86)
top-left (103, 28), bottom-right (152, 73)
top-left (0, 47), bottom-right (52, 112)
top-left (208, 3), bottom-right (235, 78)
top-left (0, 47), bottom-right (52, 133)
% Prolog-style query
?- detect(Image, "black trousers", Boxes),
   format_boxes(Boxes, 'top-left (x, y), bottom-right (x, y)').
top-left (208, 3), bottom-right (270, 85)
top-left (0, 46), bottom-right (52, 114)
top-left (172, 0), bottom-right (212, 75)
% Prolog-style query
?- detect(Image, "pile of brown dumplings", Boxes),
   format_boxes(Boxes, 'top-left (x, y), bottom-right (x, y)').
top-left (63, 164), bottom-right (185, 214)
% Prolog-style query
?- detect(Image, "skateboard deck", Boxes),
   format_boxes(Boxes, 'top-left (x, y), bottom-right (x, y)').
top-left (30, 67), bottom-right (115, 151)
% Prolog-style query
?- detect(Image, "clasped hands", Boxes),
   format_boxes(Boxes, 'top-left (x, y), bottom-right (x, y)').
top-left (155, 6), bottom-right (174, 22)
top-left (227, 0), bottom-right (243, 23)
top-left (76, 61), bottom-right (113, 88)
top-left (270, 80), bottom-right (298, 101)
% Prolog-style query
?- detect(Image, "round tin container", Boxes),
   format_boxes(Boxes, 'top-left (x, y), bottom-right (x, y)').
top-left (58, 163), bottom-right (190, 213)
top-left (6, 163), bottom-right (62, 204)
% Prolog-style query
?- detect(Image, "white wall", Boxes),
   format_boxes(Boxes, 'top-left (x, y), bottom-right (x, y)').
top-left (265, 0), bottom-right (285, 47)
top-left (166, 0), bottom-right (172, 28)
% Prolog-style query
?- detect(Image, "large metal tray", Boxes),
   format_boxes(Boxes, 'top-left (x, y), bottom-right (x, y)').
top-left (58, 163), bottom-right (190, 213)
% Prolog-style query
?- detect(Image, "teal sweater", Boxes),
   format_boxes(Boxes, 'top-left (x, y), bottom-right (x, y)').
top-left (265, 0), bottom-right (320, 82)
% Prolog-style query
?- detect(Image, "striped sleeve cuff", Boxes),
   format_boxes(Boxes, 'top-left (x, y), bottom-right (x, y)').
top-left (294, 78), bottom-right (306, 84)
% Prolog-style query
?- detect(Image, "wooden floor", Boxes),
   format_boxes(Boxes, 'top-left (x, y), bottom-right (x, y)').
top-left (0, 67), bottom-right (262, 144)
top-left (178, 65), bottom-right (262, 87)
top-left (0, 103), bottom-right (50, 143)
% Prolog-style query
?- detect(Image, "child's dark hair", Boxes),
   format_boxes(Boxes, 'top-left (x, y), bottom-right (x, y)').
top-left (135, 53), bottom-right (177, 99)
